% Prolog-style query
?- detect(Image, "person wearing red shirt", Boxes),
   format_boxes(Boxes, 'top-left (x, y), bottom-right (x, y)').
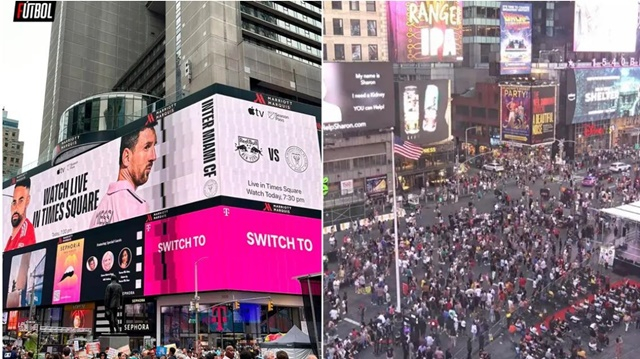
top-left (5, 178), bottom-right (36, 252)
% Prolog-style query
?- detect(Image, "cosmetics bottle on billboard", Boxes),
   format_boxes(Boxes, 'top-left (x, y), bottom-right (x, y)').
top-left (403, 86), bottom-right (420, 135)
top-left (423, 85), bottom-right (439, 132)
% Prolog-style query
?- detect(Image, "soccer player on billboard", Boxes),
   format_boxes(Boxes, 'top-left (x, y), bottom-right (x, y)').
top-left (5, 178), bottom-right (36, 252)
top-left (90, 124), bottom-right (157, 228)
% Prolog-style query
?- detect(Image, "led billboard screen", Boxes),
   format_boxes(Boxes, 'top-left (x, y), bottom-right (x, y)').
top-left (397, 80), bottom-right (452, 145)
top-left (499, 3), bottom-right (532, 75)
top-left (387, 1), bottom-right (463, 63)
top-left (500, 85), bottom-right (531, 145)
top-left (143, 206), bottom-right (321, 296)
top-left (5, 247), bottom-right (46, 308)
top-left (531, 86), bottom-right (557, 145)
top-left (573, 0), bottom-right (638, 53)
top-left (3, 86), bottom-right (321, 253)
top-left (566, 68), bottom-right (640, 124)
top-left (322, 62), bottom-right (395, 133)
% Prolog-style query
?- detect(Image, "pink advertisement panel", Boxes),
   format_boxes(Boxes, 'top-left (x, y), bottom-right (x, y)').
top-left (143, 206), bottom-right (321, 296)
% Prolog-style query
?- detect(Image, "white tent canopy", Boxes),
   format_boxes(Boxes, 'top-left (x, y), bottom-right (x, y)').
top-left (600, 201), bottom-right (640, 222)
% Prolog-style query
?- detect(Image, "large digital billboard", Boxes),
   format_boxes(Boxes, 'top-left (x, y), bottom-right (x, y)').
top-left (143, 206), bottom-right (320, 296)
top-left (52, 238), bottom-right (85, 305)
top-left (566, 68), bottom-right (640, 124)
top-left (387, 1), bottom-right (463, 63)
top-left (322, 62), bottom-right (395, 133)
top-left (499, 3), bottom-right (532, 75)
top-left (3, 86), bottom-right (321, 253)
top-left (79, 220), bottom-right (144, 302)
top-left (397, 80), bottom-right (452, 145)
top-left (531, 86), bottom-right (557, 145)
top-left (5, 247), bottom-right (46, 308)
top-left (573, 0), bottom-right (638, 53)
top-left (500, 85), bottom-right (531, 145)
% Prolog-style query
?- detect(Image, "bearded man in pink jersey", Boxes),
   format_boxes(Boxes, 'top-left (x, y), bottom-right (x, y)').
top-left (90, 124), bottom-right (157, 228)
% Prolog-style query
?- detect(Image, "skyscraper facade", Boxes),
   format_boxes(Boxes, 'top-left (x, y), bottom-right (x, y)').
top-left (39, 1), bottom-right (164, 164)
top-left (38, 1), bottom-right (322, 167)
top-left (2, 110), bottom-right (25, 179)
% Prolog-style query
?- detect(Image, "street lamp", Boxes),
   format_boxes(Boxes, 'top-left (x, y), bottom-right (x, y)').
top-left (192, 257), bottom-right (209, 354)
top-left (465, 126), bottom-right (479, 160)
top-left (455, 126), bottom-right (479, 195)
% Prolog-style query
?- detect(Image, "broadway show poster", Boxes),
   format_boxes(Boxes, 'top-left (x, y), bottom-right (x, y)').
top-left (500, 86), bottom-right (531, 144)
top-left (79, 219), bottom-right (143, 302)
top-left (531, 86), bottom-right (557, 145)
top-left (5, 248), bottom-right (46, 308)
top-left (144, 206), bottom-right (320, 296)
top-left (387, 1), bottom-right (463, 63)
top-left (499, 3), bottom-right (532, 75)
top-left (52, 238), bottom-right (84, 304)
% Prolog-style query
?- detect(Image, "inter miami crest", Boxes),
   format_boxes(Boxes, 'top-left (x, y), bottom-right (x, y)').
top-left (285, 146), bottom-right (308, 173)
top-left (203, 179), bottom-right (218, 198)
top-left (235, 136), bottom-right (263, 163)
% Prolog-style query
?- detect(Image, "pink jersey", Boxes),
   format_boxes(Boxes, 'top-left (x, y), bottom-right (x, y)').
top-left (90, 180), bottom-right (149, 228)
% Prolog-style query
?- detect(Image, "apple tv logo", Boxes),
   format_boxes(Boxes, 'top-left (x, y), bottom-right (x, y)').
top-left (247, 107), bottom-right (264, 117)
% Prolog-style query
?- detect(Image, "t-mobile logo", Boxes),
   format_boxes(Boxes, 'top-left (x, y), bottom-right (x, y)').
top-left (223, 208), bottom-right (230, 216)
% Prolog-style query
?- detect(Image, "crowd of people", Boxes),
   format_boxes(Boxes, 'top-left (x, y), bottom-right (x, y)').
top-left (324, 146), bottom-right (640, 359)
top-left (2, 343), bottom-right (318, 359)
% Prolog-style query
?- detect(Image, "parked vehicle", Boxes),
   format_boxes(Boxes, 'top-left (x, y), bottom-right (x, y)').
top-left (609, 162), bottom-right (631, 173)
top-left (482, 162), bottom-right (505, 172)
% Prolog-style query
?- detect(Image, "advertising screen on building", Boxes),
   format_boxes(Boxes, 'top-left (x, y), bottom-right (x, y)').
top-left (3, 86), bottom-right (321, 253)
top-left (499, 3), bottom-right (532, 75)
top-left (397, 80), bottom-right (452, 144)
top-left (500, 85), bottom-right (531, 145)
top-left (531, 86), bottom-right (557, 145)
top-left (63, 303), bottom-right (95, 329)
top-left (52, 238), bottom-right (85, 305)
top-left (566, 67), bottom-right (640, 124)
top-left (79, 218), bottom-right (144, 302)
top-left (573, 0), bottom-right (638, 52)
top-left (366, 175), bottom-right (388, 198)
top-left (5, 247), bottom-right (46, 309)
top-left (387, 1), bottom-right (463, 63)
top-left (322, 62), bottom-right (395, 133)
top-left (143, 206), bottom-right (320, 296)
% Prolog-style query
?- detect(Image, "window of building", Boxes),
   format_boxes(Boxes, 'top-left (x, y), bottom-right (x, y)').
top-left (487, 7), bottom-right (498, 19)
top-left (331, 1), bottom-right (342, 10)
top-left (349, 1), bottom-right (359, 11)
top-left (365, 1), bottom-right (376, 11)
top-left (367, 20), bottom-right (377, 36)
top-left (456, 105), bottom-right (470, 116)
top-left (324, 159), bottom-right (351, 173)
top-left (350, 19), bottom-right (361, 36)
top-left (351, 44), bottom-right (362, 61)
top-left (323, 44), bottom-right (327, 60)
top-left (471, 107), bottom-right (487, 118)
top-left (332, 18), bottom-right (344, 35)
top-left (476, 6), bottom-right (486, 17)
top-left (353, 154), bottom-right (387, 168)
top-left (368, 44), bottom-right (379, 60)
top-left (463, 7), bottom-right (473, 18)
top-left (334, 44), bottom-right (345, 60)
top-left (488, 108), bottom-right (499, 119)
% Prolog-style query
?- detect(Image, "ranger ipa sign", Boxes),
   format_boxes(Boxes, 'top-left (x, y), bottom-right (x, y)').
top-left (387, 1), bottom-right (463, 63)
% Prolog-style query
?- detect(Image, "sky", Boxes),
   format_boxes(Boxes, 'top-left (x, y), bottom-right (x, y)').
top-left (0, 1), bottom-right (51, 168)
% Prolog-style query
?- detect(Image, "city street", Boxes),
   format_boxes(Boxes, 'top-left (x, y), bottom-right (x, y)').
top-left (323, 164), bottom-right (639, 359)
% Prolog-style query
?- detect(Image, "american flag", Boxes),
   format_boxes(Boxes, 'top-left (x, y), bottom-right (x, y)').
top-left (393, 136), bottom-right (422, 160)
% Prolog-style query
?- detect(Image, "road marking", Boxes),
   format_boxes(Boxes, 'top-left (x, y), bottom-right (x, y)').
top-left (343, 317), bottom-right (361, 326)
